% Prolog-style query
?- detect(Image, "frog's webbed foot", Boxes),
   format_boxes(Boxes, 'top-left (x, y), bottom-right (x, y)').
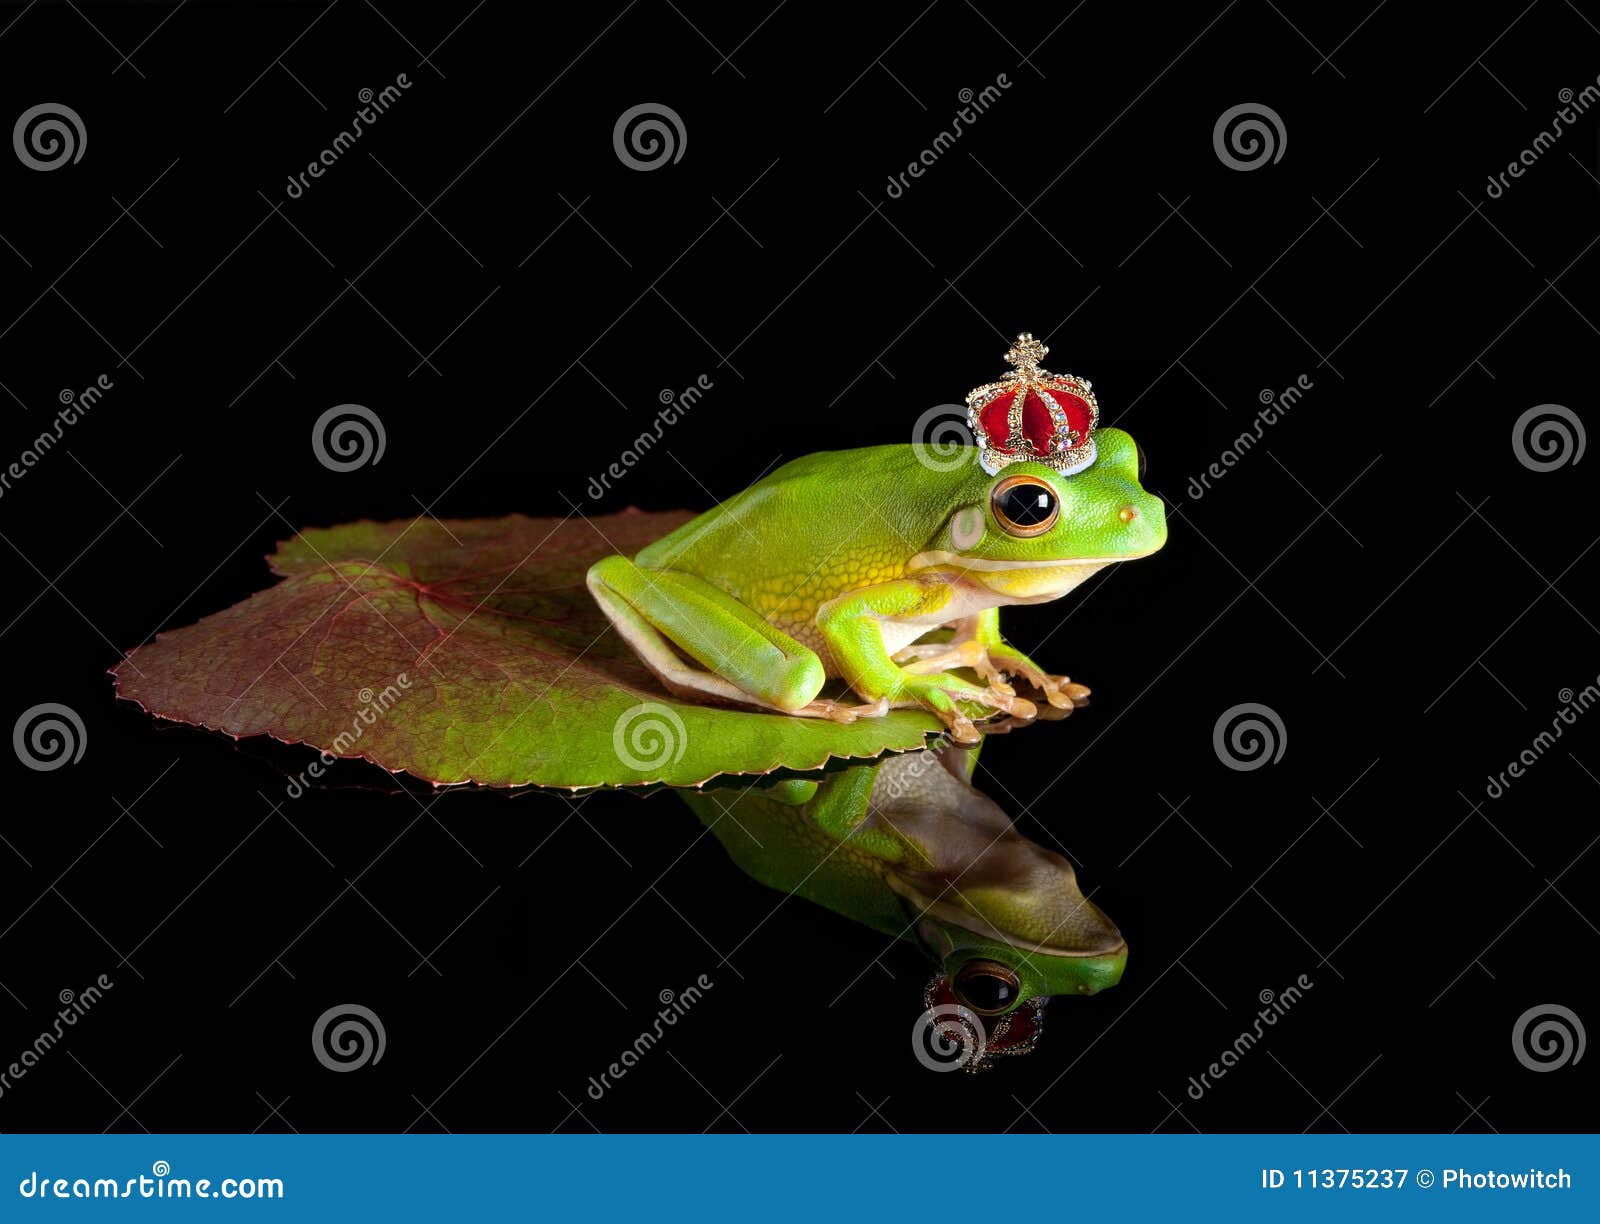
top-left (898, 634), bottom-right (1090, 714)
top-left (989, 648), bottom-right (1091, 712)
top-left (896, 638), bottom-right (1075, 722)
top-left (888, 670), bottom-right (1037, 745)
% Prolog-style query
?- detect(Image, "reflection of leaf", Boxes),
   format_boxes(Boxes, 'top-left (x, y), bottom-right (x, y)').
top-left (113, 511), bottom-right (942, 789)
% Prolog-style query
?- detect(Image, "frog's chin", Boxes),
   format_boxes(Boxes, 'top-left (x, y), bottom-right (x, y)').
top-left (974, 562), bottom-right (1108, 602)
top-left (905, 550), bottom-right (1153, 602)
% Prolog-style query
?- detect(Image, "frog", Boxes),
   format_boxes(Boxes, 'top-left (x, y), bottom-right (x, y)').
top-left (678, 742), bottom-right (1126, 1071)
top-left (586, 425), bottom-right (1166, 744)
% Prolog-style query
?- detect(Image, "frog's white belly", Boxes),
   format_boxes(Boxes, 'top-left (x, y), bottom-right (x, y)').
top-left (878, 619), bottom-right (938, 658)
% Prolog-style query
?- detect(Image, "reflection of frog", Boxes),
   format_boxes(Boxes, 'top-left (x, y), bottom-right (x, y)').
top-left (589, 427), bottom-right (1165, 744)
top-left (680, 744), bottom-right (1124, 1070)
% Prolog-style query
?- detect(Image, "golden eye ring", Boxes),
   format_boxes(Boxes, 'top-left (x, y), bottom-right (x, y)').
top-left (990, 474), bottom-right (1060, 538)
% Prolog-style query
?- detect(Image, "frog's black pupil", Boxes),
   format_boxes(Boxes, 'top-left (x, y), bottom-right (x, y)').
top-left (996, 483), bottom-right (1055, 527)
top-left (957, 970), bottom-right (1016, 1012)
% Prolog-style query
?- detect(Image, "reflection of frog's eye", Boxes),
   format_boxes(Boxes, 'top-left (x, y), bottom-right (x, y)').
top-left (991, 476), bottom-right (1059, 538)
top-left (952, 959), bottom-right (1021, 1015)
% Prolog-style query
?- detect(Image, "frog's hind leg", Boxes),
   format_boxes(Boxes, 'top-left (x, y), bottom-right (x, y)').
top-left (587, 555), bottom-right (833, 714)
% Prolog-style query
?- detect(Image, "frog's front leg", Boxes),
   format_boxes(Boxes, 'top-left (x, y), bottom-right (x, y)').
top-left (894, 610), bottom-right (1089, 711)
top-left (816, 578), bottom-right (1035, 744)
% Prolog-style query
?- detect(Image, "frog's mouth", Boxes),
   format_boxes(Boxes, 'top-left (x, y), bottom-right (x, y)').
top-left (907, 549), bottom-right (1158, 573)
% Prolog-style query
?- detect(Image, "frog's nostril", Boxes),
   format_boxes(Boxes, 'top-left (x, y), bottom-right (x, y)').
top-left (1118, 506), bottom-right (1137, 524)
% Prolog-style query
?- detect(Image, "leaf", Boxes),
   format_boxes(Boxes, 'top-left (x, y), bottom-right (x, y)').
top-left (113, 511), bottom-right (943, 789)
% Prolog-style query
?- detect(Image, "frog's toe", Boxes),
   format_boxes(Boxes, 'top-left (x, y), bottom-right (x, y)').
top-left (894, 672), bottom-right (1036, 739)
top-left (943, 710), bottom-right (982, 744)
top-left (796, 695), bottom-right (890, 724)
top-left (963, 685), bottom-right (1035, 718)
top-left (1008, 666), bottom-right (1090, 711)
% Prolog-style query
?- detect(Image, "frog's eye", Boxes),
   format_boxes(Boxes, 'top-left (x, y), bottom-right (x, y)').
top-left (952, 959), bottom-right (1021, 1015)
top-left (990, 475), bottom-right (1059, 538)
top-left (1136, 441), bottom-right (1148, 480)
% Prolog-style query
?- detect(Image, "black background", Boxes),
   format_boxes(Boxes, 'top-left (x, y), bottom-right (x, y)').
top-left (1, 0), bottom-right (1596, 1134)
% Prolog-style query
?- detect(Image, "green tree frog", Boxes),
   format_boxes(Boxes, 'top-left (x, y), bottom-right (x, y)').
top-left (587, 426), bottom-right (1166, 743)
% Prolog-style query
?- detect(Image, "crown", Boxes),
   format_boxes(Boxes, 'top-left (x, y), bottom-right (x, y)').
top-left (966, 333), bottom-right (1099, 477)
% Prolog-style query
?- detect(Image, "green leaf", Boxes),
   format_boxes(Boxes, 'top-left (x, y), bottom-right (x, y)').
top-left (113, 511), bottom-right (943, 789)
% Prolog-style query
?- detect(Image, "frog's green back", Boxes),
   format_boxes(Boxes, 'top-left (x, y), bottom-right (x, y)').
top-left (637, 445), bottom-right (975, 576)
top-left (633, 445), bottom-right (981, 637)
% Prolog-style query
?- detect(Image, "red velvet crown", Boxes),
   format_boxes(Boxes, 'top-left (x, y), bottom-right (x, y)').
top-left (966, 333), bottom-right (1099, 476)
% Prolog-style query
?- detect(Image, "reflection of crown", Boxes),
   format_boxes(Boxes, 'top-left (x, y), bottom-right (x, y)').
top-left (966, 333), bottom-right (1099, 476)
